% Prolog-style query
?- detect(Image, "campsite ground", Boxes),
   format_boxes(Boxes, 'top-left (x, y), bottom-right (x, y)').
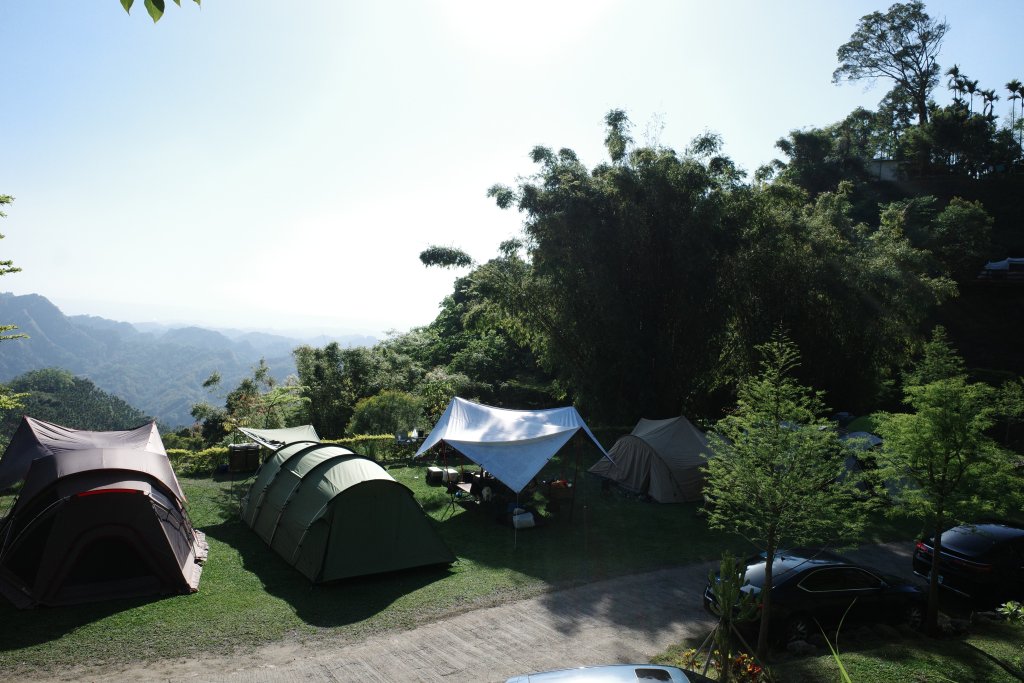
top-left (2, 462), bottom-right (1019, 682)
top-left (9, 542), bottom-right (920, 682)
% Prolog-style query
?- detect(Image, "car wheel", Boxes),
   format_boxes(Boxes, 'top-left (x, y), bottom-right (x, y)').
top-left (903, 603), bottom-right (924, 630)
top-left (785, 613), bottom-right (814, 644)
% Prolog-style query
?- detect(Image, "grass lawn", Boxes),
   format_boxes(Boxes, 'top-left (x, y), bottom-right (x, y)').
top-left (768, 618), bottom-right (1024, 682)
top-left (656, 620), bottom-right (1024, 682)
top-left (0, 452), bottom-right (920, 676)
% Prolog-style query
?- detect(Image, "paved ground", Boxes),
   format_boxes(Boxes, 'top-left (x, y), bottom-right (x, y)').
top-left (32, 541), bottom-right (918, 683)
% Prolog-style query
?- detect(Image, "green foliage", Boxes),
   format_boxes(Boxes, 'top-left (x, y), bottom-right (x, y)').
top-left (161, 427), bottom-right (207, 451)
top-left (120, 0), bottom-right (200, 23)
top-left (0, 195), bottom-right (26, 413)
top-left (469, 111), bottom-right (957, 421)
top-left (833, 1), bottom-right (948, 126)
top-left (167, 446), bottom-right (225, 476)
top-left (348, 390), bottom-right (422, 436)
top-left (998, 601), bottom-right (1024, 624)
top-left (189, 359), bottom-right (306, 446)
top-left (0, 368), bottom-right (151, 438)
top-left (704, 334), bottom-right (868, 657)
top-left (875, 195), bottom-right (994, 284)
top-left (419, 245), bottom-right (473, 269)
top-left (705, 552), bottom-right (761, 681)
top-left (873, 327), bottom-right (1022, 633)
top-left (324, 434), bottom-right (412, 463)
top-left (485, 112), bottom-right (743, 421)
top-left (293, 342), bottom-right (351, 438)
top-left (725, 182), bottom-right (954, 411)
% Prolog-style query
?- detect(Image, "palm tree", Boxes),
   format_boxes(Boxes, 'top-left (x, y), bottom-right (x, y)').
top-left (981, 89), bottom-right (999, 119)
top-left (947, 65), bottom-right (962, 102)
top-left (1006, 79), bottom-right (1022, 132)
top-left (965, 79), bottom-right (980, 114)
top-left (1013, 81), bottom-right (1024, 148)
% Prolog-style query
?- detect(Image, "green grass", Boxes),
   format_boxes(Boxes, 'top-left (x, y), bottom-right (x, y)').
top-left (655, 621), bottom-right (1024, 682)
top-left (0, 455), bottom-right (920, 676)
top-left (767, 619), bottom-right (1024, 682)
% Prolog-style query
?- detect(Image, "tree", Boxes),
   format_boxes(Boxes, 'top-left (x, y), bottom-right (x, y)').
top-left (1003, 79), bottom-right (1019, 134)
top-left (192, 359), bottom-right (306, 443)
top-left (120, 0), bottom-right (200, 23)
top-left (0, 369), bottom-right (149, 438)
top-left (484, 114), bottom-right (742, 422)
top-left (348, 390), bottom-right (423, 436)
top-left (833, 1), bottom-right (948, 125)
top-left (878, 195), bottom-right (992, 281)
top-left (293, 342), bottom-right (350, 438)
top-left (873, 328), bottom-right (1022, 635)
top-left (725, 182), bottom-right (955, 411)
top-left (0, 196), bottom-right (26, 412)
top-left (418, 246), bottom-right (473, 269)
top-left (703, 334), bottom-right (867, 659)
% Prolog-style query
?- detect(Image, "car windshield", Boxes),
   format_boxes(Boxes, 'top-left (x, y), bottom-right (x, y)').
top-left (742, 556), bottom-right (818, 588)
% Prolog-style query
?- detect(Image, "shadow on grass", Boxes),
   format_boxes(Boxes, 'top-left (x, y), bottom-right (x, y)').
top-left (201, 504), bottom-right (454, 629)
top-left (404, 460), bottom-right (732, 640)
top-left (0, 591), bottom-right (170, 653)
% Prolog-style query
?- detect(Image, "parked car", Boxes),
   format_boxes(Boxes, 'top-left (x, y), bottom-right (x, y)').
top-left (505, 665), bottom-right (696, 682)
top-left (703, 549), bottom-right (925, 644)
top-left (912, 522), bottom-right (1024, 606)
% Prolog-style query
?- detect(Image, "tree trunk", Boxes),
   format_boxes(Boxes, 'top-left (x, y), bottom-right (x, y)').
top-left (756, 542), bottom-right (775, 661)
top-left (926, 519), bottom-right (944, 636)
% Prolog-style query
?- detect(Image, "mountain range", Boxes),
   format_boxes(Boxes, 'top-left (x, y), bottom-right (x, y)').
top-left (0, 293), bottom-right (375, 428)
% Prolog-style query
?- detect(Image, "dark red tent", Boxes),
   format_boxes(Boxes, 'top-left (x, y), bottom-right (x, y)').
top-left (0, 417), bottom-right (207, 608)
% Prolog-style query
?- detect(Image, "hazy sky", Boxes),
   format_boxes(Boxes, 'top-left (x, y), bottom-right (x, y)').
top-left (2, 1), bottom-right (1021, 337)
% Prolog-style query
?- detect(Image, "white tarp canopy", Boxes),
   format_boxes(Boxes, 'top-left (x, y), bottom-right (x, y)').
top-left (415, 397), bottom-right (609, 493)
top-left (237, 425), bottom-right (320, 450)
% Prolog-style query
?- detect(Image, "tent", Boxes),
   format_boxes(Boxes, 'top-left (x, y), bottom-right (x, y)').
top-left (415, 397), bottom-right (609, 494)
top-left (589, 417), bottom-right (709, 503)
top-left (241, 441), bottom-right (454, 582)
top-left (0, 417), bottom-right (208, 608)
top-left (237, 425), bottom-right (320, 450)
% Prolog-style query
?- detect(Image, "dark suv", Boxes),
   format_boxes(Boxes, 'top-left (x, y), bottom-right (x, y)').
top-left (912, 523), bottom-right (1024, 606)
top-left (703, 549), bottom-right (925, 644)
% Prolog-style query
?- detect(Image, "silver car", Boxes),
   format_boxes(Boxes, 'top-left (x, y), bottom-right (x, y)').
top-left (506, 664), bottom-right (694, 682)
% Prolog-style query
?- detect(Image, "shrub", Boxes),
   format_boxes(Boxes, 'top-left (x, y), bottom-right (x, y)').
top-left (348, 391), bottom-right (423, 436)
top-left (324, 435), bottom-right (414, 464)
top-left (168, 447), bottom-right (227, 476)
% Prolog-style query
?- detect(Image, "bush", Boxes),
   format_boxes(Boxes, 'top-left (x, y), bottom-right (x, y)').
top-left (348, 391), bottom-right (423, 436)
top-left (168, 447), bottom-right (227, 476)
top-left (324, 435), bottom-right (414, 464)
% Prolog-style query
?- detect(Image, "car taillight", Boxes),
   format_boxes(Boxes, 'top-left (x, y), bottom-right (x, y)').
top-left (915, 541), bottom-right (931, 554)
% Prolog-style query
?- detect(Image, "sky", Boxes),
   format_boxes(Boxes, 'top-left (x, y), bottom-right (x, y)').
top-left (1, 1), bottom-right (1022, 338)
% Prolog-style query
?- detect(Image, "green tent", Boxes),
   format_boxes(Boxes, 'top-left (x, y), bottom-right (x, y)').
top-left (241, 442), bottom-right (454, 582)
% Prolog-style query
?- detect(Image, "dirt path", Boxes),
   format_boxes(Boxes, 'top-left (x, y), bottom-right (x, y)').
top-left (25, 542), bottom-right (916, 683)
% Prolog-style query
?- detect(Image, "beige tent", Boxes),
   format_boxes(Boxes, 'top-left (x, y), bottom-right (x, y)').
top-left (589, 417), bottom-right (709, 503)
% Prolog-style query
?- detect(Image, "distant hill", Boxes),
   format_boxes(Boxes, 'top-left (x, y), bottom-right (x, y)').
top-left (0, 368), bottom-right (152, 439)
top-left (0, 293), bottom-right (375, 428)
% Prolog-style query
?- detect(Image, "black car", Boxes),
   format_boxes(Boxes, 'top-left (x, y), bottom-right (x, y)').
top-left (912, 523), bottom-right (1024, 606)
top-left (703, 549), bottom-right (925, 644)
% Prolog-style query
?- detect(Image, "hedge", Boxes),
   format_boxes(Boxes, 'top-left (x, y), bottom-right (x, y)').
top-left (167, 435), bottom-right (420, 477)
